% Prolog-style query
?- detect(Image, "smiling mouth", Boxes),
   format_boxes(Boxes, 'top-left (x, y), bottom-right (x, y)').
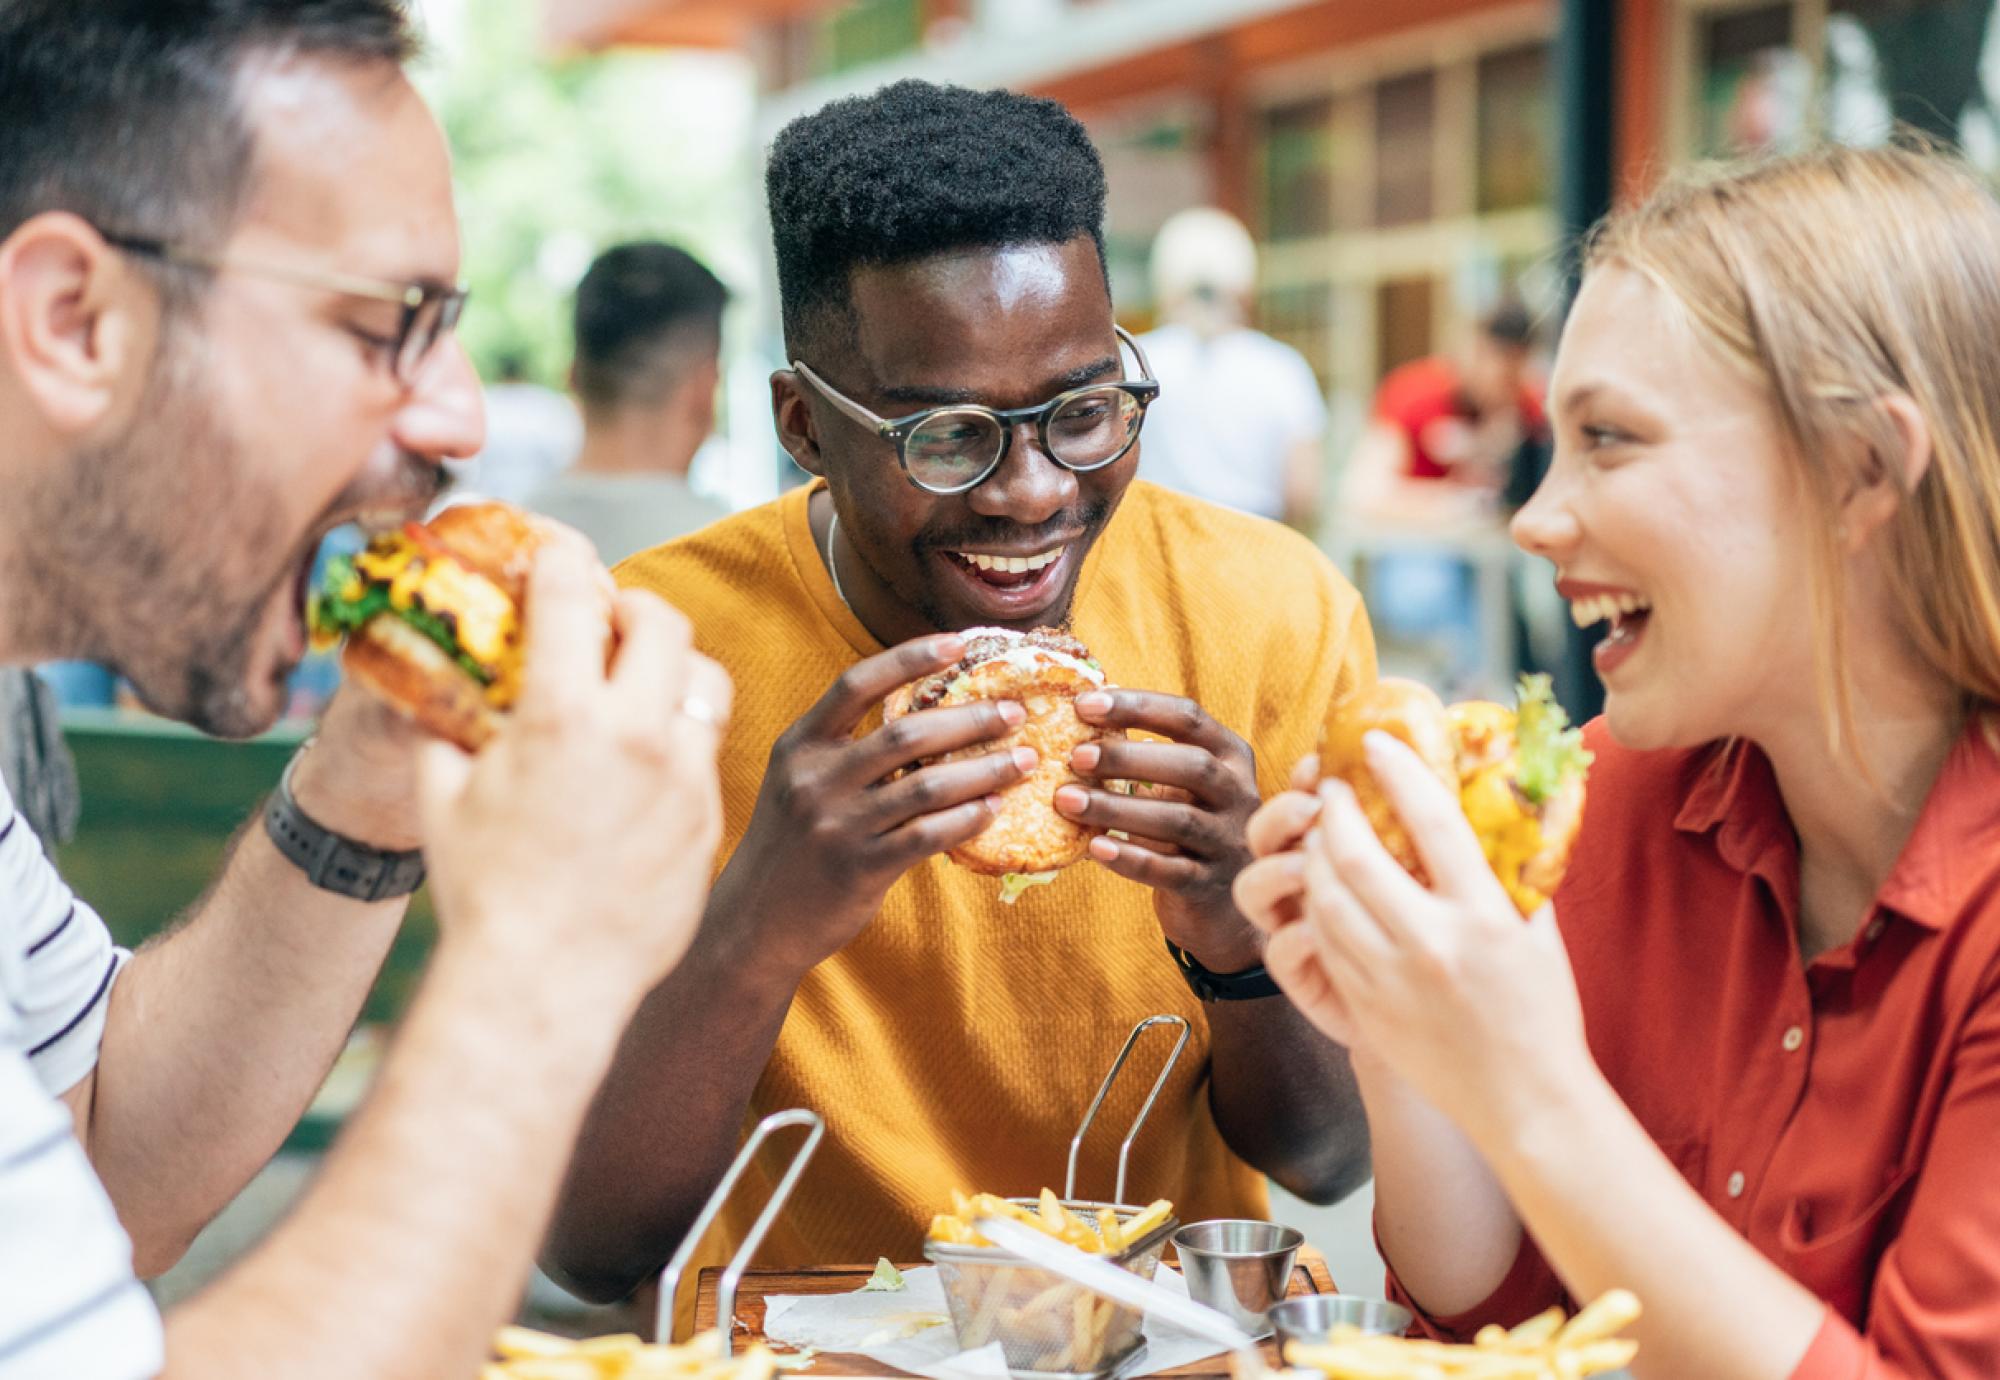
top-left (1570, 590), bottom-right (1653, 650)
top-left (950, 547), bottom-right (1066, 588)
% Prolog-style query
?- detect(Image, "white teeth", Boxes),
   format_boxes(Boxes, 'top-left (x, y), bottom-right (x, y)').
top-left (1568, 592), bottom-right (1652, 628)
top-left (959, 549), bottom-right (1063, 574)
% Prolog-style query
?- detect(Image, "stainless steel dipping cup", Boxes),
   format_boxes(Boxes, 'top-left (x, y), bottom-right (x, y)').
top-left (1169, 1220), bottom-right (1305, 1339)
top-left (1267, 1294), bottom-right (1416, 1354)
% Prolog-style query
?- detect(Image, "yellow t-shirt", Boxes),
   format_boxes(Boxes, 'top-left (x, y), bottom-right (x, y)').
top-left (616, 479), bottom-right (1374, 1295)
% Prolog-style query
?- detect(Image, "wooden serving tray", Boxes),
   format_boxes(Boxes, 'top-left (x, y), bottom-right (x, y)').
top-left (695, 1247), bottom-right (1338, 1378)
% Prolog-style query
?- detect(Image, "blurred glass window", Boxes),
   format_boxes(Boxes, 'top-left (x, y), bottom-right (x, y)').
top-left (1477, 44), bottom-right (1552, 213)
top-left (1374, 71), bottom-right (1437, 227)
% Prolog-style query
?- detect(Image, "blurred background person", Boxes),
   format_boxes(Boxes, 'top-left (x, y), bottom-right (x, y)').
top-left (0, 668), bottom-right (77, 857)
top-left (1341, 300), bottom-right (1545, 525)
top-left (527, 241), bottom-right (731, 562)
top-left (1336, 302), bottom-right (1548, 694)
top-left (1135, 207), bottom-right (1327, 531)
top-left (452, 350), bottom-right (583, 507)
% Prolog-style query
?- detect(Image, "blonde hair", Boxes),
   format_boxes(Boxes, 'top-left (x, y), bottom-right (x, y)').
top-left (1588, 142), bottom-right (2000, 757)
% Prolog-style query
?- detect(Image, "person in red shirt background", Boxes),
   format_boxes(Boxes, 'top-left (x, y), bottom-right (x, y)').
top-left (1343, 302), bottom-right (1546, 519)
top-left (1338, 303), bottom-right (1550, 696)
top-left (1239, 143), bottom-right (2000, 1379)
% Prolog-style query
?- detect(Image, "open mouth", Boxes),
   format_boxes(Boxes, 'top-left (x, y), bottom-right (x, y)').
top-left (939, 544), bottom-right (1072, 617)
top-left (1570, 590), bottom-right (1653, 675)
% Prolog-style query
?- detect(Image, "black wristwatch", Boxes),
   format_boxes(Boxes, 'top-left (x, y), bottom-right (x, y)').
top-left (263, 746), bottom-right (427, 902)
top-left (1165, 938), bottom-right (1282, 1002)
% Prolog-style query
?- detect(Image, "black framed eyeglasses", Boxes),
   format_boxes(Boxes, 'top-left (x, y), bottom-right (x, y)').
top-left (101, 232), bottom-right (468, 388)
top-left (792, 324), bottom-right (1161, 495)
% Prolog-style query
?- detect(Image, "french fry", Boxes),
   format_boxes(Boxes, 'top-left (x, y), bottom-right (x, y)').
top-left (483, 1328), bottom-right (774, 1380)
top-left (1119, 1198), bottom-right (1173, 1242)
top-left (1554, 1288), bottom-right (1641, 1347)
top-left (1095, 1207), bottom-right (1124, 1253)
top-left (1505, 1306), bottom-right (1565, 1347)
top-left (495, 1327), bottom-right (579, 1360)
top-left (1285, 1292), bottom-right (1639, 1380)
top-left (925, 1188), bottom-right (1175, 1256)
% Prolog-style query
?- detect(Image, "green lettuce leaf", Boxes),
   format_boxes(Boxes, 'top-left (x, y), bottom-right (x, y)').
top-left (861, 1257), bottom-right (906, 1292)
top-left (998, 871), bottom-right (1060, 905)
top-left (306, 552), bottom-right (492, 685)
top-left (1513, 674), bottom-right (1592, 805)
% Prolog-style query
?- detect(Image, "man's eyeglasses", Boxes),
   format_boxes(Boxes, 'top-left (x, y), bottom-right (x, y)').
top-left (101, 232), bottom-right (468, 388)
top-left (792, 324), bottom-right (1161, 495)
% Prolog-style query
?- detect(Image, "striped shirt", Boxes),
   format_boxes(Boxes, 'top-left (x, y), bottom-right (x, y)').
top-left (0, 779), bottom-right (160, 1378)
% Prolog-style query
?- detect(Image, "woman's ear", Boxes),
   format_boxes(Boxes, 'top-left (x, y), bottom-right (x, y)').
top-left (770, 369), bottom-right (825, 478)
top-left (1839, 394), bottom-right (1931, 555)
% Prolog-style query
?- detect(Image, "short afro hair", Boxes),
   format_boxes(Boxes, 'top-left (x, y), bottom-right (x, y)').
top-left (766, 79), bottom-right (1108, 358)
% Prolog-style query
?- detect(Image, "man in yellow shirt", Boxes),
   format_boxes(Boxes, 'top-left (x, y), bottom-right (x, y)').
top-left (547, 80), bottom-right (1376, 1308)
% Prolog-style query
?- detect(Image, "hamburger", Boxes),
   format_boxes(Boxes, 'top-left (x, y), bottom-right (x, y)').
top-left (307, 502), bottom-right (549, 752)
top-left (1320, 674), bottom-right (1590, 915)
top-left (884, 626), bottom-right (1109, 902)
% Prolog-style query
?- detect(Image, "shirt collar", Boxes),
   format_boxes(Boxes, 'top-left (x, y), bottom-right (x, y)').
top-left (1674, 719), bottom-right (2000, 931)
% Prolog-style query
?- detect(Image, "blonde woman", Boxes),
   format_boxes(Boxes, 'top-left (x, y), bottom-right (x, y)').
top-left (1236, 143), bottom-right (2000, 1379)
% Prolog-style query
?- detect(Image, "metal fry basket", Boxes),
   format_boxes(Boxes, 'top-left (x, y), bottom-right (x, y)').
top-left (924, 1015), bottom-right (1191, 1379)
top-left (656, 1107), bottom-right (826, 1351)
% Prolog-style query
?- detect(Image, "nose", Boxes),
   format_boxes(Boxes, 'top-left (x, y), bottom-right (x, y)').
top-left (392, 336), bottom-right (487, 468)
top-left (966, 419), bottom-right (1078, 527)
top-left (1509, 452), bottom-right (1582, 563)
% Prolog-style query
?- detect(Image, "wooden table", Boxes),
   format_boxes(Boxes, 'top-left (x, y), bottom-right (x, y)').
top-left (695, 1248), bottom-right (1338, 1377)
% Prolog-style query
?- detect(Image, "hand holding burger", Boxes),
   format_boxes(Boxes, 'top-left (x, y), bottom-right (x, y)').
top-left (884, 626), bottom-right (1109, 901)
top-left (1318, 674), bottom-right (1590, 914)
top-left (309, 502), bottom-right (551, 752)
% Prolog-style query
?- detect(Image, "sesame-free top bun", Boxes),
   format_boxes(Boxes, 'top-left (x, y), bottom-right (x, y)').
top-left (1318, 678), bottom-right (1457, 883)
top-left (884, 628), bottom-right (1109, 876)
top-left (343, 614), bottom-right (500, 753)
top-left (422, 501), bottom-right (548, 603)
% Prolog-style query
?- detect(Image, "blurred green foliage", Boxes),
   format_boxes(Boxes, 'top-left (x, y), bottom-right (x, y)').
top-left (420, 0), bottom-right (753, 387)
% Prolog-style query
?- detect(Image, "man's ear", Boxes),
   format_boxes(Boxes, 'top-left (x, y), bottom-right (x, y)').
top-left (1839, 393), bottom-right (1932, 555)
top-left (0, 212), bottom-right (150, 436)
top-left (771, 369), bottom-right (826, 478)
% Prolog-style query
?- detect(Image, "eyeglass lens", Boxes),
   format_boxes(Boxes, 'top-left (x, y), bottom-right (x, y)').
top-left (903, 386), bottom-right (1143, 490)
top-left (394, 291), bottom-right (464, 385)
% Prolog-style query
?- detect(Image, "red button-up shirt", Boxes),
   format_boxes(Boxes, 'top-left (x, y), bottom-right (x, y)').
top-left (1386, 718), bottom-right (2000, 1378)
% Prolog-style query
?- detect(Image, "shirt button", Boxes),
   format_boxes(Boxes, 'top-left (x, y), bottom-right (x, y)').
top-left (1727, 1171), bottom-right (1746, 1198)
top-left (1865, 919), bottom-right (1885, 942)
top-left (1782, 1025), bottom-right (1805, 1053)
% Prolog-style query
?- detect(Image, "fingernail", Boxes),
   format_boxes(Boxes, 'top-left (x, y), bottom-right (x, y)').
top-left (1012, 746), bottom-right (1038, 772)
top-left (997, 701), bottom-right (1026, 727)
top-left (1363, 730), bottom-right (1397, 759)
top-left (1089, 836), bottom-right (1118, 861)
top-left (935, 635), bottom-right (966, 660)
top-left (1055, 785), bottom-right (1089, 815)
top-left (1071, 742), bottom-right (1101, 772)
top-left (1076, 692), bottom-right (1113, 717)
top-left (984, 794), bottom-right (1004, 811)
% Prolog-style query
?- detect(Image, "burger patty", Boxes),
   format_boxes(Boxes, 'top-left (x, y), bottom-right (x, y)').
top-left (908, 627), bottom-right (1096, 711)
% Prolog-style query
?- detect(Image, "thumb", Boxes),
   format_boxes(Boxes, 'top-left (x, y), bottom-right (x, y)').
top-left (415, 738), bottom-right (474, 838)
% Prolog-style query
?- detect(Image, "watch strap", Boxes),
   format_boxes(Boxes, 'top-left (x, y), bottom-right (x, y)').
top-left (1165, 939), bottom-right (1282, 1002)
top-left (263, 749), bottom-right (426, 902)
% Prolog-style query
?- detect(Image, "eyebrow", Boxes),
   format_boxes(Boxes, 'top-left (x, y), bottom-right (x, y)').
top-left (876, 354), bottom-right (1122, 409)
top-left (1553, 381), bottom-right (1604, 417)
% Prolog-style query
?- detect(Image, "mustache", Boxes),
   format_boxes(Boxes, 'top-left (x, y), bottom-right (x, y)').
top-left (916, 497), bottom-right (1113, 553)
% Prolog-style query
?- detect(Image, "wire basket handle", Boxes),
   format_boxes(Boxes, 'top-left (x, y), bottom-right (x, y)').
top-left (655, 1107), bottom-right (825, 1349)
top-left (1063, 1014), bottom-right (1190, 1207)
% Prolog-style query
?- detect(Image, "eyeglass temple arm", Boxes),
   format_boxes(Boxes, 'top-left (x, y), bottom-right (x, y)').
top-left (789, 360), bottom-right (898, 437)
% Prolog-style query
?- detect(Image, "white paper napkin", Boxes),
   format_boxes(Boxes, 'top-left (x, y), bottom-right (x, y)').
top-left (761, 1266), bottom-right (1231, 1378)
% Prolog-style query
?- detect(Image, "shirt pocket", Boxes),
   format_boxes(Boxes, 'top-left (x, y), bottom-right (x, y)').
top-left (1771, 1164), bottom-right (1918, 1325)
